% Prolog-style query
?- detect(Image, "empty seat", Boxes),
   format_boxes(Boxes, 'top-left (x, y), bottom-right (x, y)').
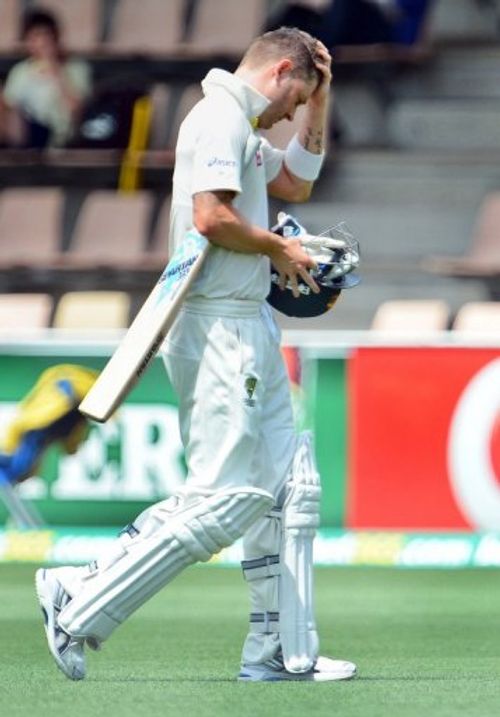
top-left (36, 0), bottom-right (101, 52)
top-left (0, 293), bottom-right (52, 329)
top-left (371, 300), bottom-right (451, 332)
top-left (148, 83), bottom-right (175, 150)
top-left (0, 188), bottom-right (64, 267)
top-left (426, 192), bottom-right (500, 275)
top-left (453, 302), bottom-right (500, 332)
top-left (167, 84), bottom-right (204, 148)
top-left (186, 0), bottom-right (267, 55)
top-left (148, 195), bottom-right (171, 265)
top-left (106, 0), bottom-right (185, 55)
top-left (53, 291), bottom-right (131, 329)
top-left (0, 0), bottom-right (21, 53)
top-left (67, 191), bottom-right (153, 267)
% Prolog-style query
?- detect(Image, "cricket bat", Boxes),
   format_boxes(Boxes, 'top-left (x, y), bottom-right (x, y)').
top-left (79, 230), bottom-right (210, 422)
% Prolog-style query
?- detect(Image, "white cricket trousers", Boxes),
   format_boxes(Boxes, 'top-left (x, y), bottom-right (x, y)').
top-left (161, 298), bottom-right (297, 501)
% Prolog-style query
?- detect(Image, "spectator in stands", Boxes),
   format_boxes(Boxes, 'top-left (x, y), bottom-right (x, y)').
top-left (0, 7), bottom-right (92, 149)
top-left (266, 0), bottom-right (433, 47)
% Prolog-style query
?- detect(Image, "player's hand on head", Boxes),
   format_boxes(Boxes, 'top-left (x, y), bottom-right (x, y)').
top-left (310, 41), bottom-right (332, 105)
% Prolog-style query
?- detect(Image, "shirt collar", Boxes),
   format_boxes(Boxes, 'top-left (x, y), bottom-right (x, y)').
top-left (201, 69), bottom-right (270, 128)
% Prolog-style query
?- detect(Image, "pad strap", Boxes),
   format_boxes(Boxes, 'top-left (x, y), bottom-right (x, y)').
top-left (249, 611), bottom-right (280, 634)
top-left (241, 554), bottom-right (280, 581)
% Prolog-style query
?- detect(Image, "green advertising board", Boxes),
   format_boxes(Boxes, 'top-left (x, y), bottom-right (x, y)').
top-left (308, 358), bottom-right (348, 527)
top-left (0, 344), bottom-right (183, 527)
top-left (0, 341), bottom-right (348, 529)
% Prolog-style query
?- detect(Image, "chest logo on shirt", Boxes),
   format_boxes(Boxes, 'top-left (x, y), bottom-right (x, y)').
top-left (206, 157), bottom-right (237, 169)
top-left (255, 149), bottom-right (263, 167)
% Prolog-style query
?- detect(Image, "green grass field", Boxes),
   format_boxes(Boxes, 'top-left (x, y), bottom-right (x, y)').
top-left (1, 564), bottom-right (500, 717)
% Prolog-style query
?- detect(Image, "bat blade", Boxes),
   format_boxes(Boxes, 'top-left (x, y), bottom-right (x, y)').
top-left (79, 231), bottom-right (209, 422)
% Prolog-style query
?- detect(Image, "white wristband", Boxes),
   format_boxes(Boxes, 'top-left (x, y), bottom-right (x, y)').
top-left (284, 134), bottom-right (325, 181)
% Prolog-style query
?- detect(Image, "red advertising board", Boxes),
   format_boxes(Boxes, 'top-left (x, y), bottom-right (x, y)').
top-left (347, 348), bottom-right (500, 530)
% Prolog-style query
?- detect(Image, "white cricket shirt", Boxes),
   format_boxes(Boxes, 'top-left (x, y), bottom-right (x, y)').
top-left (169, 69), bottom-right (285, 301)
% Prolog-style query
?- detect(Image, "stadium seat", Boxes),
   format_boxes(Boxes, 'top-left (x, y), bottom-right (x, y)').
top-left (149, 84), bottom-right (175, 150)
top-left (425, 192), bottom-right (500, 278)
top-left (0, 293), bottom-right (53, 329)
top-left (53, 291), bottom-right (131, 329)
top-left (427, 0), bottom-right (499, 44)
top-left (35, 0), bottom-right (101, 52)
top-left (0, 0), bottom-right (21, 54)
top-left (106, 0), bottom-right (185, 55)
top-left (371, 300), bottom-right (451, 332)
top-left (185, 0), bottom-right (267, 55)
top-left (0, 188), bottom-right (64, 268)
top-left (452, 302), bottom-right (500, 332)
top-left (166, 84), bottom-right (204, 149)
top-left (66, 190), bottom-right (153, 268)
top-left (148, 195), bottom-right (171, 266)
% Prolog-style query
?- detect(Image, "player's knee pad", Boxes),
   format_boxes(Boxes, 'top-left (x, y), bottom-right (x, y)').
top-left (62, 498), bottom-right (190, 595)
top-left (280, 431), bottom-right (321, 673)
top-left (59, 486), bottom-right (273, 642)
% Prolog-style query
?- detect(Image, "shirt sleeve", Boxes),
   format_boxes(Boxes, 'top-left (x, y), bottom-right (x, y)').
top-left (65, 60), bottom-right (92, 100)
top-left (260, 136), bottom-right (285, 183)
top-left (2, 63), bottom-right (27, 107)
top-left (191, 109), bottom-right (246, 195)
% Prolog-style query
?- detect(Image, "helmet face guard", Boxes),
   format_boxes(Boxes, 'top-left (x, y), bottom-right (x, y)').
top-left (310, 222), bottom-right (360, 289)
top-left (266, 214), bottom-right (360, 318)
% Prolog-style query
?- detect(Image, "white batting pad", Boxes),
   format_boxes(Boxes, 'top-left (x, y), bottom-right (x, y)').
top-left (240, 512), bottom-right (282, 666)
top-left (58, 487), bottom-right (273, 642)
top-left (280, 431), bottom-right (321, 673)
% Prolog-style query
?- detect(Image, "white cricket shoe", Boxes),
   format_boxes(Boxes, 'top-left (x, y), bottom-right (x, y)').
top-left (35, 568), bottom-right (86, 681)
top-left (238, 654), bottom-right (357, 682)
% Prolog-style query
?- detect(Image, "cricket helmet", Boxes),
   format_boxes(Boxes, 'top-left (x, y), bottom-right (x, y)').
top-left (267, 214), bottom-right (360, 318)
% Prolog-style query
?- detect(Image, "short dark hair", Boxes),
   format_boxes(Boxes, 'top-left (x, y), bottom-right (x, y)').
top-left (240, 27), bottom-right (322, 86)
top-left (21, 8), bottom-right (61, 43)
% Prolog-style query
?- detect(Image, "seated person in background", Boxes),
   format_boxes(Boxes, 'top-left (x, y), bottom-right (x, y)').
top-left (0, 364), bottom-right (97, 487)
top-left (0, 8), bottom-right (92, 149)
top-left (266, 0), bottom-right (432, 47)
top-left (390, 0), bottom-right (434, 46)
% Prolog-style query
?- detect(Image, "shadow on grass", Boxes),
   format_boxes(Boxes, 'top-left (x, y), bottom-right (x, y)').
top-left (88, 675), bottom-right (461, 684)
top-left (84, 674), bottom-right (500, 685)
top-left (87, 677), bottom-right (237, 683)
top-left (360, 676), bottom-right (499, 682)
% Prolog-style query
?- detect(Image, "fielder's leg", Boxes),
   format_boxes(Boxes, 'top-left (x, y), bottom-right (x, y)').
top-left (36, 486), bottom-right (273, 680)
top-left (0, 481), bottom-right (45, 528)
top-left (239, 432), bottom-right (357, 682)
